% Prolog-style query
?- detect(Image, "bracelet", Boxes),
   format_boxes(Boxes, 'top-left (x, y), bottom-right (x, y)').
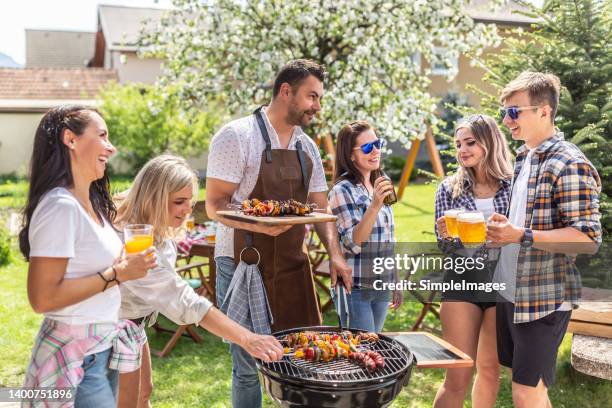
top-left (112, 266), bottom-right (121, 285)
top-left (97, 271), bottom-right (113, 292)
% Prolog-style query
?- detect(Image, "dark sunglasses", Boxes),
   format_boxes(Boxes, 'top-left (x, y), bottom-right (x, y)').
top-left (353, 138), bottom-right (385, 154)
top-left (499, 105), bottom-right (540, 121)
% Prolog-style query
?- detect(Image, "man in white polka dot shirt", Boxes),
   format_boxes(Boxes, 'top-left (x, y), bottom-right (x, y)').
top-left (205, 59), bottom-right (351, 408)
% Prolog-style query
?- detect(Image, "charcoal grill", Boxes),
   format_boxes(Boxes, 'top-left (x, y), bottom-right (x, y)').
top-left (256, 326), bottom-right (414, 408)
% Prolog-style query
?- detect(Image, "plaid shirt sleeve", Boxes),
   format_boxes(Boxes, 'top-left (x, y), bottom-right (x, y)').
top-left (329, 183), bottom-right (363, 255)
top-left (553, 161), bottom-right (602, 243)
top-left (434, 181), bottom-right (462, 254)
top-left (434, 181), bottom-right (453, 240)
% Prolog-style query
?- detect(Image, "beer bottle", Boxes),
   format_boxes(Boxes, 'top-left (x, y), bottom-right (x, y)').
top-left (381, 170), bottom-right (398, 206)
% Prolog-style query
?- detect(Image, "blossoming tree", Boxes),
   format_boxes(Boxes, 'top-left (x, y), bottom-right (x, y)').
top-left (142, 0), bottom-right (499, 146)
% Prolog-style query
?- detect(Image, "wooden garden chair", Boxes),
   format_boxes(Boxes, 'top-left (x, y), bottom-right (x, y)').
top-left (313, 260), bottom-right (335, 313)
top-left (304, 226), bottom-right (335, 313)
top-left (406, 251), bottom-right (445, 333)
top-left (409, 270), bottom-right (443, 332)
top-left (193, 199), bottom-right (212, 225)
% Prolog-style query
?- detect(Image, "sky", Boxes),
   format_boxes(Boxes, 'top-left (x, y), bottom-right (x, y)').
top-left (0, 0), bottom-right (173, 65)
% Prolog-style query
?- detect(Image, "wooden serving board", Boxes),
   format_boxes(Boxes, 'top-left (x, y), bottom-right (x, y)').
top-left (384, 331), bottom-right (473, 369)
top-left (217, 210), bottom-right (337, 226)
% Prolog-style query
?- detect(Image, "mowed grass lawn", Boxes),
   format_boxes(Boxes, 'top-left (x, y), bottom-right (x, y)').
top-left (0, 181), bottom-right (610, 407)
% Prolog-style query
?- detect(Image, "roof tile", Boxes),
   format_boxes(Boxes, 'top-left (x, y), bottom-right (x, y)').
top-left (0, 68), bottom-right (117, 99)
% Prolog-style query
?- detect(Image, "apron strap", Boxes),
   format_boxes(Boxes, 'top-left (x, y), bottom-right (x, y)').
top-left (295, 139), bottom-right (309, 191)
top-left (254, 106), bottom-right (273, 163)
top-left (245, 231), bottom-right (254, 248)
top-left (253, 105), bottom-right (310, 190)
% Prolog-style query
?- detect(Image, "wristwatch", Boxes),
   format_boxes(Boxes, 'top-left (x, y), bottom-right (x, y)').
top-left (520, 228), bottom-right (534, 248)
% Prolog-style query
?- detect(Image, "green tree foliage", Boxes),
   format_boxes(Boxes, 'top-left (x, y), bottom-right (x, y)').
top-left (0, 226), bottom-right (11, 267)
top-left (99, 82), bottom-right (221, 174)
top-left (471, 0), bottom-right (611, 239)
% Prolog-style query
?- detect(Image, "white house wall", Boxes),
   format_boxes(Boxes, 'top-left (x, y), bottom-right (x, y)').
top-left (111, 51), bottom-right (163, 84)
top-left (0, 112), bottom-right (43, 175)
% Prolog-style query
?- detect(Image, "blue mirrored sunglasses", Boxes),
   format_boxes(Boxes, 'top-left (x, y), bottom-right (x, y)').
top-left (353, 138), bottom-right (385, 154)
top-left (499, 105), bottom-right (540, 121)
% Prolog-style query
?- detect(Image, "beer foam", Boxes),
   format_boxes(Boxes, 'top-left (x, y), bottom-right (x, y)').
top-left (457, 212), bottom-right (484, 223)
top-left (444, 209), bottom-right (463, 217)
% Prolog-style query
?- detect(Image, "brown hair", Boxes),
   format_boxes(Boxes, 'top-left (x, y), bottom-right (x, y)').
top-left (500, 71), bottom-right (561, 123)
top-left (448, 114), bottom-right (514, 199)
top-left (333, 120), bottom-right (383, 186)
top-left (19, 105), bottom-right (115, 260)
top-left (272, 59), bottom-right (327, 98)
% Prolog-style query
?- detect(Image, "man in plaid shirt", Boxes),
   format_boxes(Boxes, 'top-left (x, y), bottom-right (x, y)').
top-left (487, 71), bottom-right (601, 407)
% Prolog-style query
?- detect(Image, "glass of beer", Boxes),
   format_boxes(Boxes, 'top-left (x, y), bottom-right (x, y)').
top-left (457, 211), bottom-right (487, 247)
top-left (185, 215), bottom-right (195, 233)
top-left (124, 224), bottom-right (154, 254)
top-left (205, 222), bottom-right (216, 245)
top-left (444, 208), bottom-right (464, 238)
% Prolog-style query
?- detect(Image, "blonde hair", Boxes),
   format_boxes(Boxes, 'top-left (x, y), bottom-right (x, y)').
top-left (115, 154), bottom-right (198, 244)
top-left (500, 71), bottom-right (561, 123)
top-left (448, 115), bottom-right (513, 199)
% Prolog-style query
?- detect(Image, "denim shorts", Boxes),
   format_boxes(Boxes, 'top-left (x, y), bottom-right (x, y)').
top-left (74, 347), bottom-right (119, 408)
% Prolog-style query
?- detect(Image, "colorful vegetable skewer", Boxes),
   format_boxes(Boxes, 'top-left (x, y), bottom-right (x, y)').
top-left (282, 331), bottom-right (385, 372)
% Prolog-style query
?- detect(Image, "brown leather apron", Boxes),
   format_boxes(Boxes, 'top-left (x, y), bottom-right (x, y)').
top-left (233, 106), bottom-right (322, 332)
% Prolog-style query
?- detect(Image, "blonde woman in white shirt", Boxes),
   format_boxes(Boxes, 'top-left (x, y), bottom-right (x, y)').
top-left (115, 154), bottom-right (283, 408)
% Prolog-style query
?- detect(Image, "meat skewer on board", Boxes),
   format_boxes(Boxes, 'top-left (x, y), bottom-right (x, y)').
top-left (239, 198), bottom-right (317, 217)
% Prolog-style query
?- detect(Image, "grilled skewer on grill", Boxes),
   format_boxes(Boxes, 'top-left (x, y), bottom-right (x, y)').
top-left (285, 331), bottom-right (379, 347)
top-left (283, 331), bottom-right (384, 372)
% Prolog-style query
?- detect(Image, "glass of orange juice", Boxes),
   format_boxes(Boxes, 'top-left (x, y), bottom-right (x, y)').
top-left (124, 224), bottom-right (154, 254)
